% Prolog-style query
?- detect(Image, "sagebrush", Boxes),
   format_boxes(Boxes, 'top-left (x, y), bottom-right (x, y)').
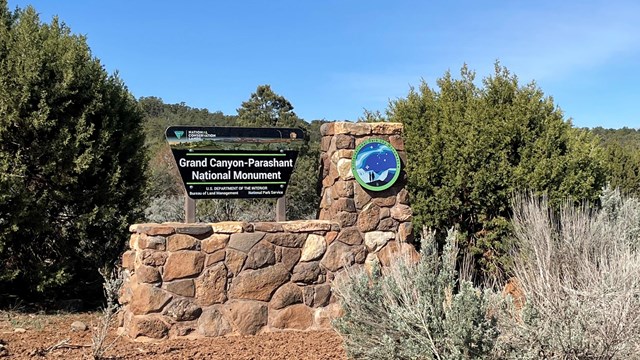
top-left (333, 229), bottom-right (500, 360)
top-left (498, 192), bottom-right (640, 359)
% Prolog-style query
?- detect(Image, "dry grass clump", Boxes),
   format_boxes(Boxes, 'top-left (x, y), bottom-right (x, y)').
top-left (499, 192), bottom-right (640, 359)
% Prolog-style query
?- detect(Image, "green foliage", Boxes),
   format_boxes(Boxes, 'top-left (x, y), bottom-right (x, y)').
top-left (590, 127), bottom-right (640, 197)
top-left (390, 63), bottom-right (606, 282)
top-left (333, 229), bottom-right (500, 360)
top-left (139, 97), bottom-right (236, 198)
top-left (236, 85), bottom-right (307, 128)
top-left (0, 3), bottom-right (147, 300)
top-left (236, 85), bottom-right (319, 220)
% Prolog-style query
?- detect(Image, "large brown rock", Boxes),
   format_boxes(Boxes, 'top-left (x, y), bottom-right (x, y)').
top-left (281, 220), bottom-right (333, 233)
top-left (140, 250), bottom-right (168, 267)
top-left (379, 207), bottom-right (390, 220)
top-left (244, 242), bottom-right (276, 269)
top-left (373, 195), bottom-right (396, 207)
top-left (270, 283), bottom-right (303, 310)
top-left (391, 204), bottom-right (413, 221)
top-left (397, 188), bottom-right (410, 205)
top-left (371, 122), bottom-right (403, 135)
top-left (332, 198), bottom-right (355, 212)
top-left (163, 251), bottom-right (205, 281)
top-left (314, 303), bottom-right (344, 329)
top-left (173, 224), bottom-right (213, 236)
top-left (129, 316), bottom-right (169, 339)
top-left (357, 204), bottom-right (380, 232)
top-left (210, 221), bottom-right (248, 233)
top-left (314, 285), bottom-right (332, 307)
top-left (320, 135), bottom-right (332, 152)
top-left (319, 188), bottom-right (334, 209)
top-left (129, 284), bottom-right (172, 315)
top-left (333, 180), bottom-right (354, 198)
top-left (277, 247), bottom-right (301, 271)
top-left (325, 231), bottom-right (338, 245)
top-left (205, 250), bottom-right (226, 266)
top-left (166, 234), bottom-right (199, 252)
top-left (135, 224), bottom-right (175, 236)
top-left (364, 231), bottom-right (395, 252)
top-left (398, 222), bottom-right (414, 242)
top-left (378, 217), bottom-right (398, 231)
top-left (138, 234), bottom-right (166, 250)
top-left (201, 234), bottom-right (229, 253)
top-left (122, 250), bottom-right (135, 270)
top-left (335, 211), bottom-right (357, 227)
top-left (300, 234), bottom-right (327, 262)
top-left (322, 163), bottom-right (338, 188)
top-left (333, 122), bottom-right (372, 136)
top-left (331, 149), bottom-right (354, 164)
top-left (269, 304), bottom-right (313, 330)
top-left (377, 241), bottom-right (420, 267)
top-left (291, 261), bottom-right (321, 284)
top-left (320, 122), bottom-right (334, 136)
top-left (163, 298), bottom-right (202, 321)
top-left (354, 185), bottom-right (372, 209)
top-left (321, 242), bottom-right (366, 272)
top-left (225, 249), bottom-right (247, 276)
top-left (264, 232), bottom-right (306, 248)
top-left (335, 134), bottom-right (354, 149)
top-left (335, 227), bottom-right (363, 246)
top-left (228, 232), bottom-right (265, 252)
top-left (389, 134), bottom-right (405, 150)
top-left (337, 159), bottom-right (354, 180)
top-left (136, 265), bottom-right (161, 283)
top-left (252, 222), bottom-right (284, 232)
top-left (228, 264), bottom-right (290, 301)
top-left (197, 307), bottom-right (232, 337)
top-left (226, 300), bottom-right (268, 335)
top-left (162, 279), bottom-right (195, 297)
top-left (195, 263), bottom-right (227, 306)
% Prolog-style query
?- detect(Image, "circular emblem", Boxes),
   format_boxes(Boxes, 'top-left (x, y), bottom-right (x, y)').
top-left (351, 138), bottom-right (401, 191)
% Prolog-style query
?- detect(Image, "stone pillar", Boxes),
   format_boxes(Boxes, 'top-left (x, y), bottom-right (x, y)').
top-left (318, 122), bottom-right (416, 267)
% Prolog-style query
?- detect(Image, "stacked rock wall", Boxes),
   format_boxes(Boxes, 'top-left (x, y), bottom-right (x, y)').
top-left (120, 122), bottom-right (418, 340)
top-left (318, 122), bottom-right (416, 267)
top-left (120, 221), bottom-right (344, 339)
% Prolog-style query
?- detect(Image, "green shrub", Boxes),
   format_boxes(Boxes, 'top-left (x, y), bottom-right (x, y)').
top-left (0, 3), bottom-right (147, 300)
top-left (333, 229), bottom-right (500, 359)
top-left (390, 64), bottom-right (606, 283)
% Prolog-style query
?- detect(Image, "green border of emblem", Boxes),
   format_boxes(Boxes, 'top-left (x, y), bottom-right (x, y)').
top-left (351, 138), bottom-right (401, 192)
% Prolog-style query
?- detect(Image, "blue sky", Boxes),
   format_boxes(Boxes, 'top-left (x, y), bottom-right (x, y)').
top-left (9, 0), bottom-right (640, 129)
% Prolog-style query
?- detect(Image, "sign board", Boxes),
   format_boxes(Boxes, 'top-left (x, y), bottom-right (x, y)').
top-left (166, 126), bottom-right (304, 199)
top-left (351, 138), bottom-right (401, 191)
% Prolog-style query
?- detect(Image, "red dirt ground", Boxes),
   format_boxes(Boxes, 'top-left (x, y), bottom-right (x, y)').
top-left (0, 312), bottom-right (347, 360)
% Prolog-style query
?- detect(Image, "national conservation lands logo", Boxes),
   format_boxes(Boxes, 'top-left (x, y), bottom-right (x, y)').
top-left (352, 138), bottom-right (400, 191)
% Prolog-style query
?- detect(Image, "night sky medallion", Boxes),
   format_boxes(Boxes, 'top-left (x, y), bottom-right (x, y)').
top-left (351, 138), bottom-right (401, 191)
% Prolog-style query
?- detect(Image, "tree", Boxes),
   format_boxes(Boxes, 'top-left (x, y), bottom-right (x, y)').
top-left (235, 85), bottom-right (319, 219)
top-left (390, 63), bottom-right (607, 282)
top-left (0, 3), bottom-right (147, 301)
top-left (236, 85), bottom-right (306, 128)
top-left (590, 127), bottom-right (640, 197)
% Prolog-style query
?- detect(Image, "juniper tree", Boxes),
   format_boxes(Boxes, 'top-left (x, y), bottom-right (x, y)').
top-left (0, 2), bottom-right (147, 300)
